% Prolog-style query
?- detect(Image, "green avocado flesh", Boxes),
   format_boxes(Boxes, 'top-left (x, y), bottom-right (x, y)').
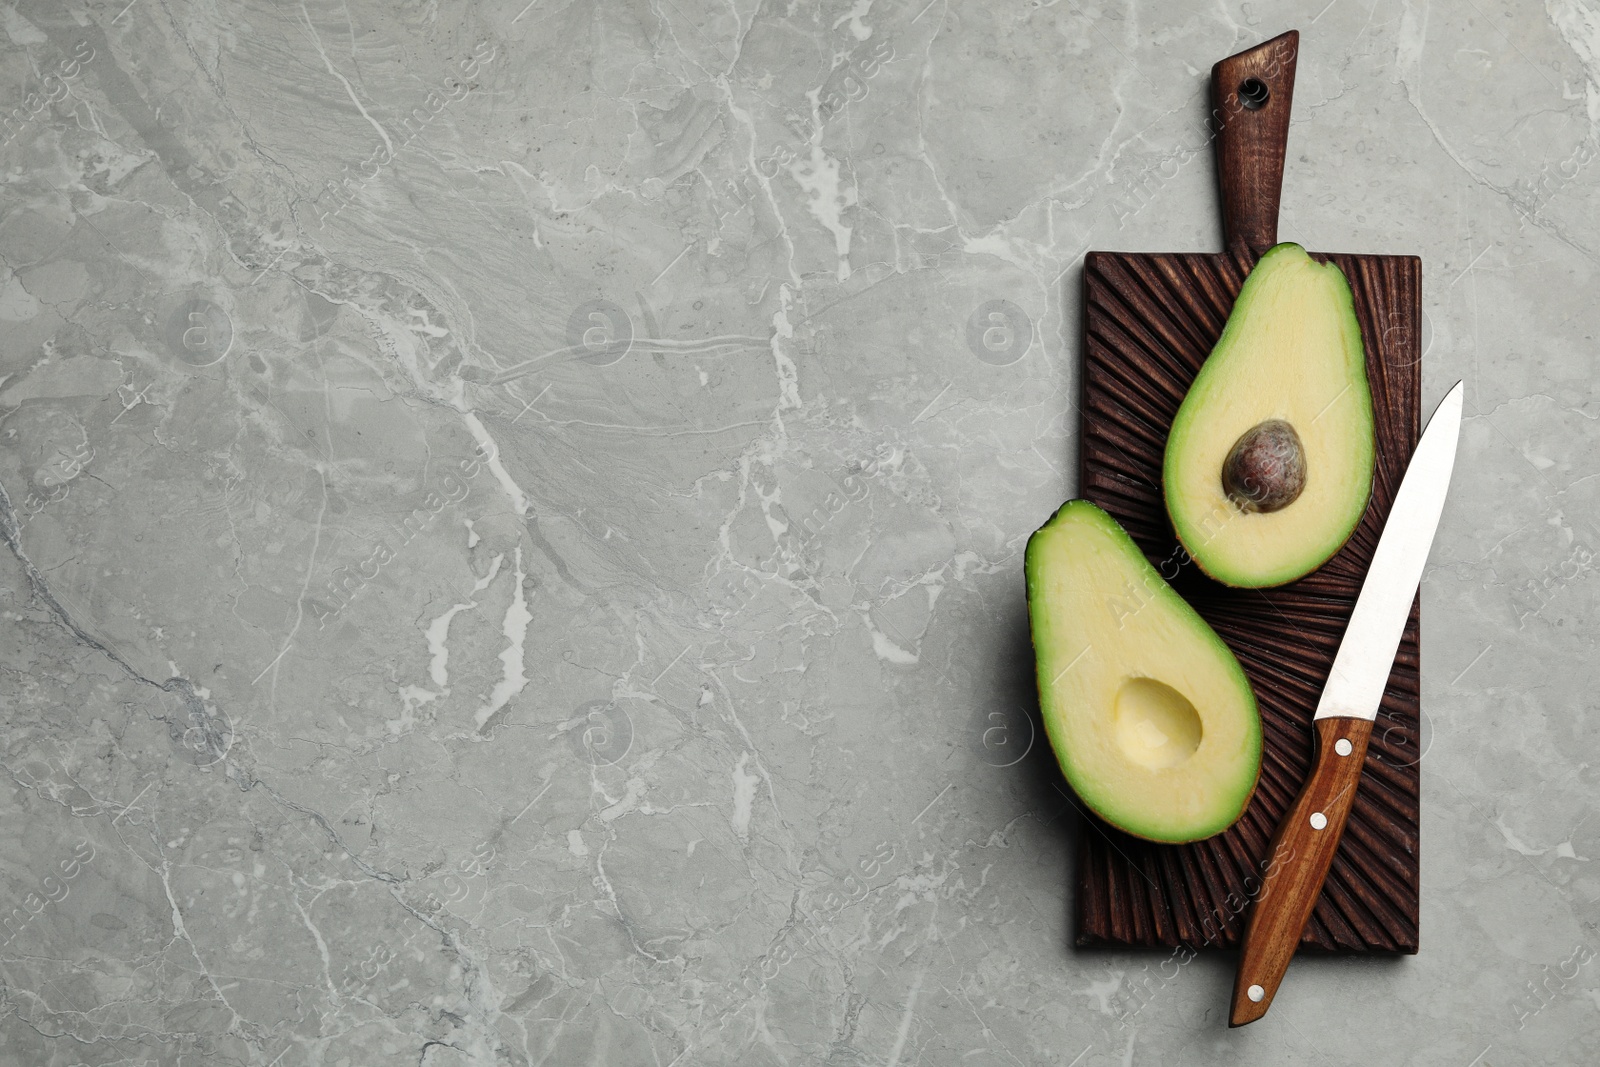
top-left (1163, 243), bottom-right (1376, 588)
top-left (1025, 500), bottom-right (1262, 843)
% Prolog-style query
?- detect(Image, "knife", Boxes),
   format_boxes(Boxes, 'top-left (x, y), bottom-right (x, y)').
top-left (1229, 380), bottom-right (1464, 1027)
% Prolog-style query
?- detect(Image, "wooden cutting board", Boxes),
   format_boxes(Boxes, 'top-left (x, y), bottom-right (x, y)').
top-left (1074, 30), bottom-right (1421, 953)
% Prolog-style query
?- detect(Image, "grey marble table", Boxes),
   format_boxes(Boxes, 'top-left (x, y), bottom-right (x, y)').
top-left (0, 1), bottom-right (1594, 1064)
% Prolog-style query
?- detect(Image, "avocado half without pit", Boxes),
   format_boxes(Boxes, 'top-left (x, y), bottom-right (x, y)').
top-left (1025, 500), bottom-right (1262, 843)
top-left (1163, 242), bottom-right (1377, 588)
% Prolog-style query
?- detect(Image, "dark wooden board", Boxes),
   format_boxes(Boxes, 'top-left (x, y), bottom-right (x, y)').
top-left (1075, 246), bottom-right (1421, 953)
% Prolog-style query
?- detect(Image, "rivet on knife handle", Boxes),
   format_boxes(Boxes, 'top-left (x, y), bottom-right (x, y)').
top-left (1228, 382), bottom-right (1464, 1025)
top-left (1212, 29), bottom-right (1299, 257)
top-left (1229, 716), bottom-right (1373, 1026)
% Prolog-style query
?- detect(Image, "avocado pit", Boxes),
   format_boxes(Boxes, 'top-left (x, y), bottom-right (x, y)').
top-left (1222, 419), bottom-right (1306, 513)
top-left (1114, 677), bottom-right (1203, 770)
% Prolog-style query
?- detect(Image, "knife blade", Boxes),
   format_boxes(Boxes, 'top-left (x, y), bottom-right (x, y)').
top-left (1229, 380), bottom-right (1464, 1027)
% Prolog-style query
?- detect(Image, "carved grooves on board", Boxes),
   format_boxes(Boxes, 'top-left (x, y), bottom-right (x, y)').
top-left (1077, 250), bottom-right (1421, 953)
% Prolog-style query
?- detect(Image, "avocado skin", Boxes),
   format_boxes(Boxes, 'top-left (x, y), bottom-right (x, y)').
top-left (1024, 499), bottom-right (1262, 844)
top-left (1162, 242), bottom-right (1376, 588)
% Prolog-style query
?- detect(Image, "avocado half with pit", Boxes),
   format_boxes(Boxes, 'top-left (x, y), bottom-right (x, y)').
top-left (1163, 242), bottom-right (1376, 588)
top-left (1025, 500), bottom-right (1261, 843)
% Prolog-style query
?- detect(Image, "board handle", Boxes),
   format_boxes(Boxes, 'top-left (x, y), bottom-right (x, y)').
top-left (1229, 715), bottom-right (1372, 1026)
top-left (1212, 30), bottom-right (1299, 256)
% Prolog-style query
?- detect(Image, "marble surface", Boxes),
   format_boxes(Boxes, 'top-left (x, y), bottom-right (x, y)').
top-left (0, 0), bottom-right (1595, 1064)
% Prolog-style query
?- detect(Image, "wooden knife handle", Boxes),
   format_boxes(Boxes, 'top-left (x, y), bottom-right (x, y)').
top-left (1211, 30), bottom-right (1299, 256)
top-left (1230, 715), bottom-right (1373, 1026)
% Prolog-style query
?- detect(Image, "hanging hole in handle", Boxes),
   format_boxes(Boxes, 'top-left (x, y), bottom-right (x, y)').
top-left (1239, 77), bottom-right (1270, 110)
